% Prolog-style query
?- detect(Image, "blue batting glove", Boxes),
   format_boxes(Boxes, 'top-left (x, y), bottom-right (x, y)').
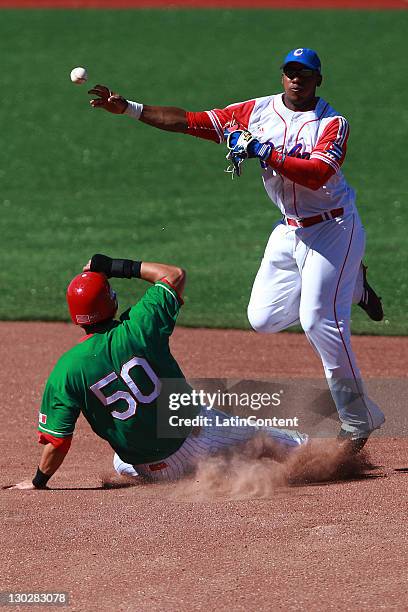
top-left (224, 128), bottom-right (273, 161)
top-left (247, 139), bottom-right (274, 161)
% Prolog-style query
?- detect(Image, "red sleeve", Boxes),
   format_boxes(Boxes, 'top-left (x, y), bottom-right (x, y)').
top-left (310, 117), bottom-right (350, 172)
top-left (38, 431), bottom-right (72, 454)
top-left (267, 151), bottom-right (335, 191)
top-left (186, 99), bottom-right (256, 144)
top-left (159, 277), bottom-right (184, 305)
top-left (266, 116), bottom-right (350, 190)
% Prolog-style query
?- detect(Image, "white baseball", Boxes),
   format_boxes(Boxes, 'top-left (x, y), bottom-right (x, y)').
top-left (70, 67), bottom-right (88, 85)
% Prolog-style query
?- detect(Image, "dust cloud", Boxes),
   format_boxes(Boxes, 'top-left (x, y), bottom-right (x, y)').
top-left (173, 437), bottom-right (377, 500)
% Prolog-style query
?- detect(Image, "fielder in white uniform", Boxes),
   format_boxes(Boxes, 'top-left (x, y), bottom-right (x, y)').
top-left (89, 48), bottom-right (385, 450)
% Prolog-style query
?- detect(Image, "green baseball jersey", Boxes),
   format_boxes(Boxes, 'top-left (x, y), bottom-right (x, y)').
top-left (38, 281), bottom-right (199, 465)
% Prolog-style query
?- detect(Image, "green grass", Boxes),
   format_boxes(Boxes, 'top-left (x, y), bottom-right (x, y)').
top-left (0, 9), bottom-right (407, 334)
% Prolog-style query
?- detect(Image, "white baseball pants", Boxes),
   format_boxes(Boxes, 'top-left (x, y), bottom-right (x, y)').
top-left (113, 406), bottom-right (307, 482)
top-left (247, 211), bottom-right (385, 437)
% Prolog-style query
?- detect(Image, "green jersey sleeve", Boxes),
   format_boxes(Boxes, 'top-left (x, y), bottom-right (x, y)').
top-left (38, 367), bottom-right (81, 438)
top-left (121, 280), bottom-right (182, 347)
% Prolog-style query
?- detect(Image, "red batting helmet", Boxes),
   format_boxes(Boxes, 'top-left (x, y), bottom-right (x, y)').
top-left (66, 271), bottom-right (117, 326)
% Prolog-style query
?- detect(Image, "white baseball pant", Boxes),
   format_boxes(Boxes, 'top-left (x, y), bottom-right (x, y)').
top-left (247, 210), bottom-right (385, 437)
top-left (113, 406), bottom-right (307, 482)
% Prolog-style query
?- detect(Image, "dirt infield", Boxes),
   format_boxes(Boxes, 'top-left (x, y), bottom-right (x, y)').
top-left (1, 323), bottom-right (407, 611)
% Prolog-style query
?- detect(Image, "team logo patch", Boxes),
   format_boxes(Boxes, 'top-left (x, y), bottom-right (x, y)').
top-left (39, 413), bottom-right (47, 424)
top-left (324, 141), bottom-right (343, 162)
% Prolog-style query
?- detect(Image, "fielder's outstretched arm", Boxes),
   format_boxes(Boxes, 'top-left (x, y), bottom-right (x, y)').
top-left (88, 85), bottom-right (188, 133)
top-left (140, 106), bottom-right (188, 132)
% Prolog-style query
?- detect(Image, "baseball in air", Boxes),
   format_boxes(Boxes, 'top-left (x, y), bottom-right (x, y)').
top-left (70, 67), bottom-right (88, 85)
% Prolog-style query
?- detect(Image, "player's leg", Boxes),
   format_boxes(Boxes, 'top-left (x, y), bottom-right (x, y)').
top-left (247, 222), bottom-right (301, 333)
top-left (129, 407), bottom-right (307, 482)
top-left (354, 263), bottom-right (384, 321)
top-left (198, 408), bottom-right (307, 453)
top-left (352, 264), bottom-right (364, 303)
top-left (298, 212), bottom-right (385, 439)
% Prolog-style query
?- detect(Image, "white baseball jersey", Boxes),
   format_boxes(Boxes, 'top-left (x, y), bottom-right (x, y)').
top-left (187, 94), bottom-right (355, 218)
top-left (185, 94), bottom-right (385, 441)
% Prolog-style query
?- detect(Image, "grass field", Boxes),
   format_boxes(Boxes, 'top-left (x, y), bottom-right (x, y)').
top-left (0, 9), bottom-right (407, 333)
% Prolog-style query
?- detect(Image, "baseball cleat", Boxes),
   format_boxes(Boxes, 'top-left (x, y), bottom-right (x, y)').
top-left (358, 264), bottom-right (384, 322)
top-left (337, 428), bottom-right (368, 453)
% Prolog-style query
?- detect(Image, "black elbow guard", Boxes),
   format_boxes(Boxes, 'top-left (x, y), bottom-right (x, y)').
top-left (90, 254), bottom-right (141, 279)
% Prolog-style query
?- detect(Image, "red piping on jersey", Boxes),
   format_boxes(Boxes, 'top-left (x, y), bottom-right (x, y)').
top-left (38, 431), bottom-right (73, 453)
top-left (295, 103), bottom-right (329, 144)
top-left (78, 333), bottom-right (94, 343)
top-left (272, 97), bottom-right (289, 205)
top-left (291, 102), bottom-right (329, 217)
top-left (332, 214), bottom-right (374, 431)
top-left (158, 277), bottom-right (184, 305)
top-left (272, 97), bottom-right (288, 151)
top-left (292, 181), bottom-right (298, 217)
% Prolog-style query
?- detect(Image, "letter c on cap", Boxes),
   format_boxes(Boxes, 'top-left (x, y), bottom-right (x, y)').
top-left (294, 48), bottom-right (304, 56)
